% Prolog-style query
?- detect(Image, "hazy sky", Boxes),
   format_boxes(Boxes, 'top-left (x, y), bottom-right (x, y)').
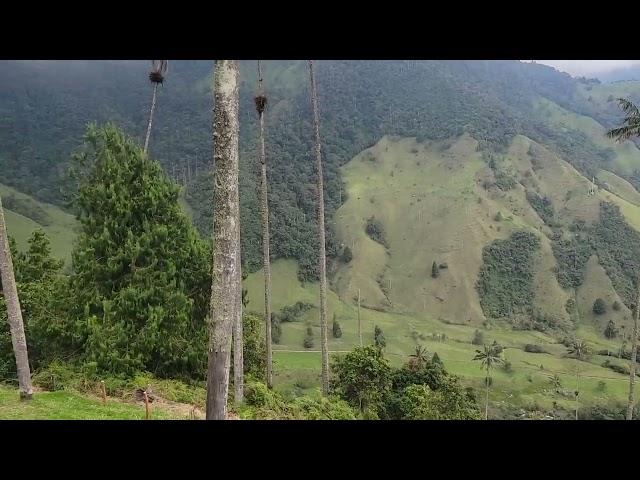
top-left (527, 60), bottom-right (640, 77)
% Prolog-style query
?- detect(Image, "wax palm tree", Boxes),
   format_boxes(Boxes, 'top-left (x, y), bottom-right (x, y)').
top-left (608, 101), bottom-right (640, 419)
top-left (144, 60), bottom-right (168, 154)
top-left (205, 60), bottom-right (240, 420)
top-left (408, 345), bottom-right (429, 370)
top-left (255, 60), bottom-right (273, 388)
top-left (308, 60), bottom-right (330, 395)
top-left (473, 341), bottom-right (503, 420)
top-left (566, 340), bottom-right (590, 420)
top-left (0, 194), bottom-right (33, 400)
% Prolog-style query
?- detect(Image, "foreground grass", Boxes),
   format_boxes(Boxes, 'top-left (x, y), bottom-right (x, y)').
top-left (0, 384), bottom-right (177, 420)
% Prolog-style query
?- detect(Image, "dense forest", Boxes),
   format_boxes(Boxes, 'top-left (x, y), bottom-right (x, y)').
top-left (2, 60), bottom-right (636, 281)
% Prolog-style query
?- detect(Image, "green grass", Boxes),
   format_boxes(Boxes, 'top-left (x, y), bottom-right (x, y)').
top-left (1, 183), bottom-right (78, 266)
top-left (0, 384), bottom-right (177, 420)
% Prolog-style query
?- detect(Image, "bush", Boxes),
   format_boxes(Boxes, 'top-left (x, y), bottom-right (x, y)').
top-left (365, 216), bottom-right (389, 248)
top-left (471, 329), bottom-right (484, 345)
top-left (374, 325), bottom-right (386, 349)
top-left (341, 246), bottom-right (353, 264)
top-left (271, 313), bottom-right (282, 344)
top-left (524, 344), bottom-right (547, 354)
top-left (331, 345), bottom-right (392, 413)
top-left (604, 319), bottom-right (618, 339)
top-left (476, 231), bottom-right (540, 319)
top-left (431, 261), bottom-right (439, 278)
top-left (593, 298), bottom-right (607, 315)
top-left (332, 317), bottom-right (343, 338)
top-left (612, 300), bottom-right (621, 311)
top-left (303, 326), bottom-right (315, 349)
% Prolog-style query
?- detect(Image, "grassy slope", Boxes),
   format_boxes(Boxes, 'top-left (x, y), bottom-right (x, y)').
top-left (1, 183), bottom-right (77, 265)
top-left (0, 384), bottom-right (178, 420)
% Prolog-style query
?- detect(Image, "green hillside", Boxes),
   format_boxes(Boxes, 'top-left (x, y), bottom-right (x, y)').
top-left (1, 183), bottom-right (77, 265)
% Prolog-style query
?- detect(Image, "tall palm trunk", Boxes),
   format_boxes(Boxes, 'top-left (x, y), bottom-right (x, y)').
top-left (233, 247), bottom-right (243, 404)
top-left (357, 288), bottom-right (362, 347)
top-left (206, 60), bottom-right (240, 420)
top-left (626, 283), bottom-right (640, 420)
top-left (485, 367), bottom-right (490, 420)
top-left (309, 60), bottom-right (330, 395)
top-left (144, 83), bottom-right (158, 154)
top-left (0, 194), bottom-right (33, 400)
top-left (256, 60), bottom-right (273, 388)
top-left (575, 368), bottom-right (580, 420)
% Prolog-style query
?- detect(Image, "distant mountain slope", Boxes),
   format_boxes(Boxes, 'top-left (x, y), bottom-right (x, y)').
top-left (1, 60), bottom-right (639, 282)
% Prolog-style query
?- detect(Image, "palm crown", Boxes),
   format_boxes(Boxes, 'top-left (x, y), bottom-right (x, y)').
top-left (607, 98), bottom-right (640, 142)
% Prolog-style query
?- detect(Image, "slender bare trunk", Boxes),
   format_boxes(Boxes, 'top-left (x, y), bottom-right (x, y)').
top-left (144, 83), bottom-right (158, 154)
top-left (485, 368), bottom-right (489, 420)
top-left (575, 369), bottom-right (579, 420)
top-left (357, 288), bottom-right (362, 346)
top-left (256, 60), bottom-right (274, 388)
top-left (206, 60), bottom-right (240, 420)
top-left (626, 284), bottom-right (640, 420)
top-left (309, 60), bottom-right (330, 395)
top-left (233, 246), bottom-right (243, 404)
top-left (0, 194), bottom-right (33, 400)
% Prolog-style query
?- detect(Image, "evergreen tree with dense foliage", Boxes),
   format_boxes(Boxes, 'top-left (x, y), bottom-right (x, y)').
top-left (0, 231), bottom-right (70, 372)
top-left (68, 123), bottom-right (211, 378)
top-left (431, 261), bottom-right (439, 278)
top-left (331, 345), bottom-right (392, 416)
top-left (593, 298), bottom-right (607, 315)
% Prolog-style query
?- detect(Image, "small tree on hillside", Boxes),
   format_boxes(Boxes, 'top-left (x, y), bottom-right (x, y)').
top-left (472, 329), bottom-right (484, 345)
top-left (431, 261), bottom-right (439, 278)
top-left (604, 319), bottom-right (619, 339)
top-left (593, 298), bottom-right (607, 315)
top-left (341, 246), bottom-right (353, 264)
top-left (374, 325), bottom-right (386, 350)
top-left (332, 315), bottom-right (342, 338)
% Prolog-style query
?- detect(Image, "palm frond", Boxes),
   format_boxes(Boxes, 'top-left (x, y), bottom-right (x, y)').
top-left (616, 98), bottom-right (640, 117)
top-left (608, 98), bottom-right (640, 142)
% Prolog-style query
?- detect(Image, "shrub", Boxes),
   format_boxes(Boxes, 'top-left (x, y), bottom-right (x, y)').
top-left (303, 326), bottom-right (315, 349)
top-left (374, 325), bottom-right (386, 349)
top-left (365, 216), bottom-right (389, 248)
top-left (593, 298), bottom-right (607, 315)
top-left (471, 329), bottom-right (484, 346)
top-left (341, 246), bottom-right (353, 263)
top-left (431, 261), bottom-right (439, 278)
top-left (604, 319), bottom-right (618, 339)
top-left (331, 345), bottom-right (392, 413)
top-left (524, 344), bottom-right (547, 354)
top-left (332, 317), bottom-right (343, 338)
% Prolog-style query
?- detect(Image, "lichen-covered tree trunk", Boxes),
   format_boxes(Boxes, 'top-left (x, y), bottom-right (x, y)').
top-left (233, 247), bottom-right (243, 404)
top-left (144, 83), bottom-right (158, 154)
top-left (257, 60), bottom-right (274, 389)
top-left (206, 60), bottom-right (240, 420)
top-left (308, 60), bottom-right (329, 395)
top-left (626, 283), bottom-right (640, 420)
top-left (0, 194), bottom-right (33, 400)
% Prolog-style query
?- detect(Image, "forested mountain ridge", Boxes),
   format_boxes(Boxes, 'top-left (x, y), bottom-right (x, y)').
top-left (1, 60), bottom-right (639, 282)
